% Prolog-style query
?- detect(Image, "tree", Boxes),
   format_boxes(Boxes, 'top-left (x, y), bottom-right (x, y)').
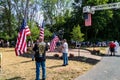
top-left (0, 0), bottom-right (41, 41)
top-left (71, 25), bottom-right (84, 42)
top-left (0, 0), bottom-right (17, 40)
top-left (30, 24), bottom-right (39, 41)
top-left (41, 0), bottom-right (71, 26)
top-left (107, 0), bottom-right (120, 40)
top-left (44, 28), bottom-right (52, 41)
top-left (30, 23), bottom-right (52, 42)
top-left (81, 0), bottom-right (113, 41)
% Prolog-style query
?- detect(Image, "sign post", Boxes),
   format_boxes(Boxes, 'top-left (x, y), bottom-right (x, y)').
top-left (76, 42), bottom-right (81, 57)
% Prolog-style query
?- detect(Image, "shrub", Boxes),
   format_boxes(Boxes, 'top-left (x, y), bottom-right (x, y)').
top-left (91, 49), bottom-right (100, 55)
top-left (54, 54), bottom-right (59, 57)
top-left (69, 53), bottom-right (74, 58)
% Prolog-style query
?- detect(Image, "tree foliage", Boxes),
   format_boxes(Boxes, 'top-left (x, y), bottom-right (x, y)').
top-left (71, 25), bottom-right (84, 41)
top-left (1, 0), bottom-right (120, 43)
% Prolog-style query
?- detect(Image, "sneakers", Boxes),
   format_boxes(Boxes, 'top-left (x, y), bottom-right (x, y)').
top-left (35, 78), bottom-right (45, 80)
top-left (62, 64), bottom-right (66, 66)
top-left (42, 78), bottom-right (46, 80)
top-left (62, 64), bottom-right (68, 66)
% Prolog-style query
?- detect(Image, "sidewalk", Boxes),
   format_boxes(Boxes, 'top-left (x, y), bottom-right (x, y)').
top-left (75, 47), bottom-right (120, 80)
top-left (46, 48), bottom-right (101, 60)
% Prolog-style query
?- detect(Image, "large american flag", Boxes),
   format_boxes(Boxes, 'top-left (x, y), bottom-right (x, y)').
top-left (85, 13), bottom-right (92, 26)
top-left (39, 20), bottom-right (44, 40)
top-left (50, 34), bottom-right (59, 52)
top-left (15, 19), bottom-right (31, 56)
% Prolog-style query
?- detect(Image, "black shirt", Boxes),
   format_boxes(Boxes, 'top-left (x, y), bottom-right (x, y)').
top-left (33, 41), bottom-right (48, 62)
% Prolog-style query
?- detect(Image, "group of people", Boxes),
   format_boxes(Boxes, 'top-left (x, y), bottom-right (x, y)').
top-left (32, 37), bottom-right (68, 80)
top-left (0, 39), bottom-right (10, 47)
top-left (109, 40), bottom-right (119, 56)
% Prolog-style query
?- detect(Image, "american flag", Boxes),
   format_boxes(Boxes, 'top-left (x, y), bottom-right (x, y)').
top-left (50, 34), bottom-right (59, 52)
top-left (39, 20), bottom-right (44, 40)
top-left (85, 13), bottom-right (92, 26)
top-left (15, 19), bottom-right (31, 56)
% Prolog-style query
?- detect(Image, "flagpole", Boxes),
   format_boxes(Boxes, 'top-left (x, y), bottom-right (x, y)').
top-left (28, 34), bottom-right (35, 61)
top-left (30, 36), bottom-right (34, 47)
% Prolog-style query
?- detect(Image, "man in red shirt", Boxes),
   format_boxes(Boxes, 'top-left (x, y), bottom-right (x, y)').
top-left (109, 41), bottom-right (116, 56)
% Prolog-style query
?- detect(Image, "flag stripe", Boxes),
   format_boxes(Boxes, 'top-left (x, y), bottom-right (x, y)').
top-left (15, 19), bottom-right (31, 56)
top-left (20, 30), bottom-right (25, 53)
top-left (50, 36), bottom-right (59, 52)
top-left (26, 27), bottom-right (31, 35)
top-left (85, 13), bottom-right (92, 26)
top-left (39, 21), bottom-right (44, 40)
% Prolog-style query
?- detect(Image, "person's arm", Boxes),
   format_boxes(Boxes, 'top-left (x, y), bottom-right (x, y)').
top-left (33, 43), bottom-right (37, 52)
top-left (62, 43), bottom-right (65, 48)
top-left (45, 43), bottom-right (48, 51)
top-left (63, 43), bottom-right (67, 48)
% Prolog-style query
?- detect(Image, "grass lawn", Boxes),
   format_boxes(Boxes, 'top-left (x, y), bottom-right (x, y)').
top-left (0, 47), bottom-right (104, 80)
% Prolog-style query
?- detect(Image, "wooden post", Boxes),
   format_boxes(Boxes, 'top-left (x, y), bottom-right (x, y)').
top-left (76, 42), bottom-right (80, 57)
top-left (78, 46), bottom-right (80, 57)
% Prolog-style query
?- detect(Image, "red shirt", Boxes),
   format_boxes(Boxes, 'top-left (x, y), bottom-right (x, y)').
top-left (109, 42), bottom-right (116, 48)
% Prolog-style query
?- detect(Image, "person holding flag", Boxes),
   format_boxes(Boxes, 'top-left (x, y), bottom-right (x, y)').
top-left (33, 17), bottom-right (48, 80)
top-left (33, 37), bottom-right (48, 80)
top-left (49, 33), bottom-right (59, 52)
top-left (62, 39), bottom-right (69, 66)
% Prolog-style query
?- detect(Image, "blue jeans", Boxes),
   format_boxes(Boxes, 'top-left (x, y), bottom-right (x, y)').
top-left (63, 53), bottom-right (68, 65)
top-left (35, 61), bottom-right (46, 80)
top-left (32, 54), bottom-right (34, 61)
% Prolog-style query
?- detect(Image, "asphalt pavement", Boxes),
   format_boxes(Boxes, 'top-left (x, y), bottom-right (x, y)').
top-left (75, 47), bottom-right (120, 80)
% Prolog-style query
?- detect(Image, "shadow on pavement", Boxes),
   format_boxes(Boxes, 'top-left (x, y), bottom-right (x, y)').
top-left (103, 54), bottom-right (120, 57)
top-left (47, 64), bottom-right (63, 69)
top-left (19, 52), bottom-right (101, 65)
top-left (6, 77), bottom-right (25, 80)
top-left (19, 48), bottom-right (103, 65)
top-left (46, 56), bottom-right (100, 65)
top-left (20, 60), bottom-right (33, 63)
top-left (20, 53), bottom-right (33, 58)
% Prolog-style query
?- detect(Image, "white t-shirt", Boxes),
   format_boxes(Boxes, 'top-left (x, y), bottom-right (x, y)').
top-left (62, 42), bottom-right (68, 53)
top-left (114, 41), bottom-right (119, 52)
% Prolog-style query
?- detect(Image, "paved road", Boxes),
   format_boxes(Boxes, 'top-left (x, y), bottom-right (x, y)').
top-left (75, 47), bottom-right (120, 80)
